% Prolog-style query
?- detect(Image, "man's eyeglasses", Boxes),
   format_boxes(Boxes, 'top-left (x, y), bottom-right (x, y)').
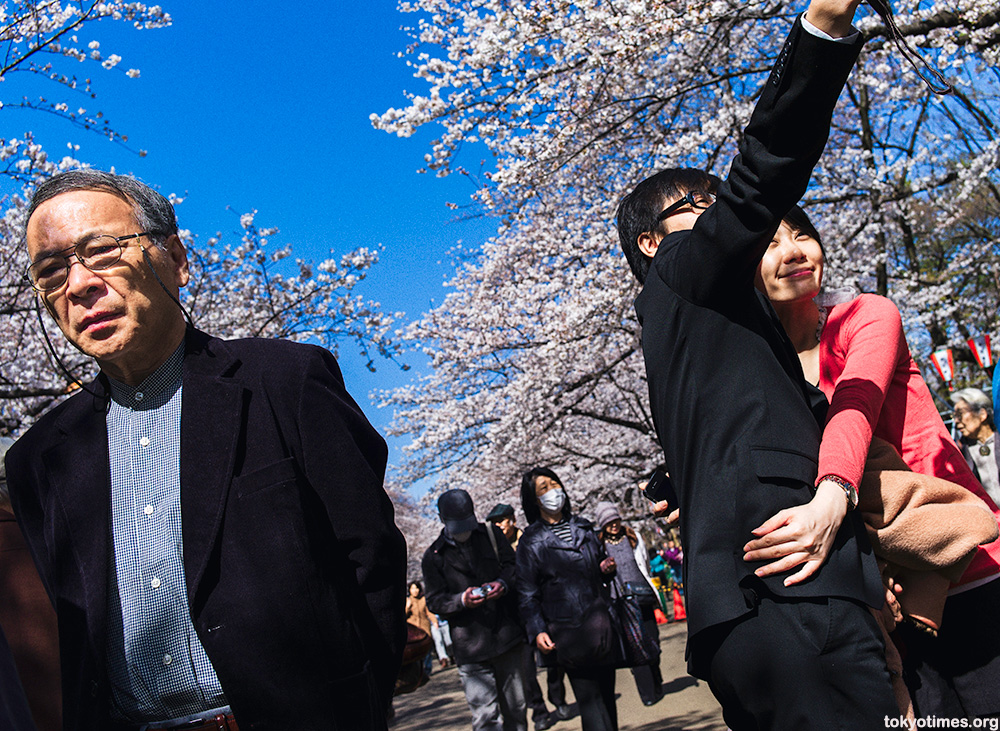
top-left (25, 232), bottom-right (152, 292)
top-left (656, 191), bottom-right (715, 222)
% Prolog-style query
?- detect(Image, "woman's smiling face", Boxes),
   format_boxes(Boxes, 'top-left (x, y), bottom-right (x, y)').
top-left (755, 220), bottom-right (824, 304)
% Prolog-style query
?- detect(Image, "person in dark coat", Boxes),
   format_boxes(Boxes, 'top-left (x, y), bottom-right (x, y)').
top-left (515, 468), bottom-right (618, 731)
top-left (7, 170), bottom-right (406, 731)
top-left (614, 1), bottom-right (898, 728)
top-left (0, 437), bottom-right (61, 731)
top-left (423, 489), bottom-right (528, 731)
top-left (487, 503), bottom-right (569, 730)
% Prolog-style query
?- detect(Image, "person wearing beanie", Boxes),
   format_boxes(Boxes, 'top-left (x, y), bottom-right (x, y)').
top-left (594, 502), bottom-right (663, 706)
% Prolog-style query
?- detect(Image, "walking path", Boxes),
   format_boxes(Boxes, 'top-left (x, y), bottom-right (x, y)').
top-left (391, 622), bottom-right (725, 731)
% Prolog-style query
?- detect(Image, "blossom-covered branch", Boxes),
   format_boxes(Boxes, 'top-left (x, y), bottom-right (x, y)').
top-left (376, 0), bottom-right (1000, 519)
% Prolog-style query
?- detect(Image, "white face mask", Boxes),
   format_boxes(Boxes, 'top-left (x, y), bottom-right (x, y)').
top-left (451, 530), bottom-right (473, 543)
top-left (537, 487), bottom-right (566, 514)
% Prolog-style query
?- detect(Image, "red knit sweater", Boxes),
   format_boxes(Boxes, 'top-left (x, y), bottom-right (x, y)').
top-left (816, 293), bottom-right (1000, 588)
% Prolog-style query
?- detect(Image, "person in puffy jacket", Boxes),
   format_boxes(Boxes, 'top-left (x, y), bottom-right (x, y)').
top-left (515, 468), bottom-right (618, 731)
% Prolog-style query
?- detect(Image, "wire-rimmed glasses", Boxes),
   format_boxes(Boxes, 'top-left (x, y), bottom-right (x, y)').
top-left (25, 232), bottom-right (152, 292)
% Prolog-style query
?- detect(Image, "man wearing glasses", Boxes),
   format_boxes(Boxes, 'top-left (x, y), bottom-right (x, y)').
top-left (616, 0), bottom-right (897, 728)
top-left (5, 170), bottom-right (406, 731)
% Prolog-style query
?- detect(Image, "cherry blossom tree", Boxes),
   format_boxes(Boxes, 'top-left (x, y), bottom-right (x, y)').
top-left (0, 1), bottom-right (399, 436)
top-left (375, 0), bottom-right (1000, 518)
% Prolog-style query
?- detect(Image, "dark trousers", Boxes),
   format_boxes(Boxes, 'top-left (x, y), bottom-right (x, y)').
top-left (629, 606), bottom-right (663, 704)
top-left (546, 667), bottom-right (566, 708)
top-left (898, 577), bottom-right (1000, 719)
top-left (523, 647), bottom-right (567, 717)
top-left (693, 586), bottom-right (897, 731)
top-left (565, 666), bottom-right (616, 731)
top-left (522, 645), bottom-right (547, 718)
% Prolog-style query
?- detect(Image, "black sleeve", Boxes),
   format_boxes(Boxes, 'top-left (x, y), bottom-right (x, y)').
top-left (422, 546), bottom-right (468, 618)
top-left (493, 524), bottom-right (517, 587)
top-left (515, 533), bottom-right (547, 642)
top-left (660, 16), bottom-right (863, 305)
top-left (294, 347), bottom-right (407, 707)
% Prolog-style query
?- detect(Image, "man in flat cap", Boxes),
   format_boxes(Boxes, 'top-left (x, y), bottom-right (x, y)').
top-left (423, 490), bottom-right (528, 731)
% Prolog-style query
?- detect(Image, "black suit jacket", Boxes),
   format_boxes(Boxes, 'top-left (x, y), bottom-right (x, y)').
top-left (635, 19), bottom-right (882, 650)
top-left (6, 329), bottom-right (407, 731)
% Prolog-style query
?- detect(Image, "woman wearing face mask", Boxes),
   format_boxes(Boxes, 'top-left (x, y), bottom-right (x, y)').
top-left (747, 205), bottom-right (1000, 720)
top-left (515, 468), bottom-right (619, 731)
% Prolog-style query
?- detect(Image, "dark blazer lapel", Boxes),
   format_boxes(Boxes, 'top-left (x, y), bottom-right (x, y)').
top-left (179, 331), bottom-right (244, 608)
top-left (47, 380), bottom-right (112, 646)
top-left (756, 290), bottom-right (813, 407)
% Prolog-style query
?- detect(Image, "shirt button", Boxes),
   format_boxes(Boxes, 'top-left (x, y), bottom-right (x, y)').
top-left (143, 505), bottom-right (154, 516)
top-left (163, 654), bottom-right (172, 666)
top-left (150, 577), bottom-right (161, 589)
top-left (139, 437), bottom-right (150, 447)
top-left (135, 392), bottom-right (144, 402)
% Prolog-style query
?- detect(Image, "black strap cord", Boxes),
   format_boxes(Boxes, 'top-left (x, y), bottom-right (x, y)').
top-left (865, 0), bottom-right (953, 95)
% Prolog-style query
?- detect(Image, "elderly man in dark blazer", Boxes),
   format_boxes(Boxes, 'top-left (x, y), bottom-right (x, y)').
top-left (6, 170), bottom-right (406, 731)
top-left (616, 0), bottom-right (897, 728)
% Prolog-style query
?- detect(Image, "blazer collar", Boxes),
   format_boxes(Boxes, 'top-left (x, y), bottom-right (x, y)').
top-left (178, 328), bottom-right (244, 609)
top-left (47, 377), bottom-right (113, 648)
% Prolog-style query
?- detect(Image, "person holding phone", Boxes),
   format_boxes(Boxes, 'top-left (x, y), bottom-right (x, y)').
top-left (615, 0), bottom-right (898, 727)
top-left (423, 489), bottom-right (529, 731)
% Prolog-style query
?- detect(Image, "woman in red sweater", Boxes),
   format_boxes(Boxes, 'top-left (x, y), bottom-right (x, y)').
top-left (748, 205), bottom-right (1000, 719)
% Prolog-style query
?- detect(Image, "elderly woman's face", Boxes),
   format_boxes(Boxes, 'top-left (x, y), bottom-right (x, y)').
top-left (953, 399), bottom-right (989, 439)
top-left (534, 475), bottom-right (561, 499)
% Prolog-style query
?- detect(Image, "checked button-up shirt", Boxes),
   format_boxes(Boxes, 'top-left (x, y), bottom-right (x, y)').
top-left (104, 343), bottom-right (227, 723)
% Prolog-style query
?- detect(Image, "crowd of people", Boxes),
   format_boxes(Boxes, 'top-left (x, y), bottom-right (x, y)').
top-left (3, 0), bottom-right (1000, 730)
top-left (415, 473), bottom-right (684, 731)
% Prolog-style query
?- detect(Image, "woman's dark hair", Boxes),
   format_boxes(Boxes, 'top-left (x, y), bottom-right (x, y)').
top-left (520, 467), bottom-right (572, 525)
top-left (782, 204), bottom-right (824, 255)
top-left (408, 581), bottom-right (423, 596)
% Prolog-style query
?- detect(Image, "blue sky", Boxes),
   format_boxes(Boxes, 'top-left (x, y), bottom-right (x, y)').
top-left (5, 2), bottom-right (497, 484)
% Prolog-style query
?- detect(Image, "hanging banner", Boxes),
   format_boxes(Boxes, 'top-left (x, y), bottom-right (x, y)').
top-left (967, 335), bottom-right (994, 369)
top-left (930, 348), bottom-right (955, 389)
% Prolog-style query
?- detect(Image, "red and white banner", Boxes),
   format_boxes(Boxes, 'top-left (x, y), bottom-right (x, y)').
top-left (930, 348), bottom-right (955, 389)
top-left (967, 335), bottom-right (994, 369)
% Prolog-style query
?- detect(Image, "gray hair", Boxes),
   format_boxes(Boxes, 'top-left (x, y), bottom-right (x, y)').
top-left (27, 169), bottom-right (178, 244)
top-left (951, 387), bottom-right (994, 423)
